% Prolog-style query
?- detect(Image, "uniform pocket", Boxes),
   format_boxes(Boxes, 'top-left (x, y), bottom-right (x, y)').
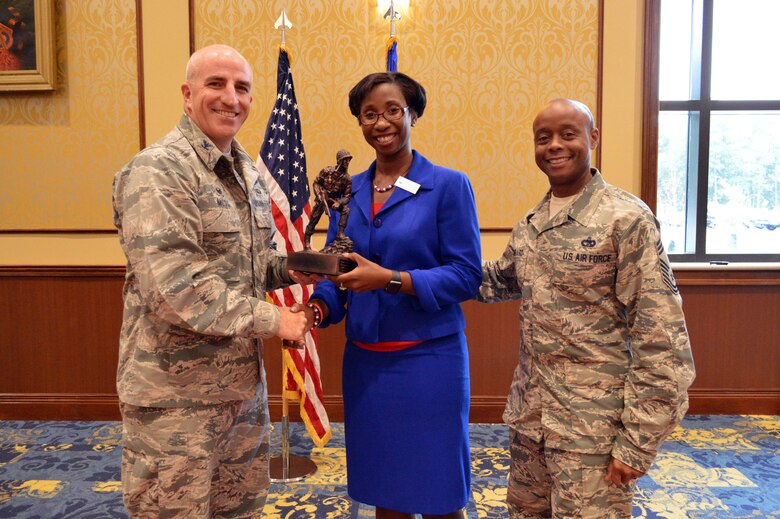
top-left (250, 180), bottom-right (274, 230)
top-left (201, 208), bottom-right (242, 262)
top-left (202, 208), bottom-right (241, 233)
top-left (553, 257), bottom-right (614, 298)
top-left (550, 237), bottom-right (616, 300)
top-left (565, 362), bottom-right (625, 438)
top-left (165, 338), bottom-right (254, 391)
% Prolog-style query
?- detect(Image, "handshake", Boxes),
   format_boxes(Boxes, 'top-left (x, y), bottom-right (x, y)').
top-left (277, 302), bottom-right (317, 349)
top-left (277, 250), bottom-right (399, 346)
top-left (274, 269), bottom-right (327, 346)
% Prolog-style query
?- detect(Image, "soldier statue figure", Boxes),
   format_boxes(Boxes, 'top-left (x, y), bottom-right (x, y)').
top-left (304, 149), bottom-right (354, 254)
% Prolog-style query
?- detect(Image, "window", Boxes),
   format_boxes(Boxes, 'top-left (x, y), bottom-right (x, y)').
top-left (646, 0), bottom-right (780, 262)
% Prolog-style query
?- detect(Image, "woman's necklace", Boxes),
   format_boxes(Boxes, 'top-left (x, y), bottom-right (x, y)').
top-left (373, 182), bottom-right (395, 193)
top-left (373, 163), bottom-right (412, 193)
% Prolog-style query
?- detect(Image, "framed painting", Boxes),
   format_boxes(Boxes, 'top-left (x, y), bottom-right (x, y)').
top-left (0, 0), bottom-right (55, 91)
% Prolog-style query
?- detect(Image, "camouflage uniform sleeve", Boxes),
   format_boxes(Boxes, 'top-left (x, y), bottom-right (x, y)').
top-left (116, 153), bottom-right (281, 340)
top-left (476, 222), bottom-right (525, 303)
top-left (265, 250), bottom-right (293, 291)
top-left (612, 213), bottom-right (696, 473)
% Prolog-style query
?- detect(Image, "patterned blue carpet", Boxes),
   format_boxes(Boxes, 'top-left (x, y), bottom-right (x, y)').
top-left (0, 415), bottom-right (777, 518)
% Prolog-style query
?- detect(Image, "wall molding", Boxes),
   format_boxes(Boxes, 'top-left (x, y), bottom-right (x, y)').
top-left (641, 0), bottom-right (660, 211)
top-left (0, 229), bottom-right (117, 234)
top-left (4, 265), bottom-right (778, 285)
top-left (0, 393), bottom-right (121, 421)
top-left (2, 266), bottom-right (777, 423)
top-left (595, 0), bottom-right (605, 169)
top-left (675, 271), bottom-right (780, 286)
top-left (687, 389), bottom-right (780, 415)
top-left (0, 266), bottom-right (125, 277)
top-left (2, 390), bottom-right (777, 423)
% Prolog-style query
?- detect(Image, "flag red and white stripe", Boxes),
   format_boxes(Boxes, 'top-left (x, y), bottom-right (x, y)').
top-left (257, 45), bottom-right (331, 447)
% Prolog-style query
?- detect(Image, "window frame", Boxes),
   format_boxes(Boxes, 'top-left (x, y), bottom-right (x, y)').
top-left (642, 0), bottom-right (780, 263)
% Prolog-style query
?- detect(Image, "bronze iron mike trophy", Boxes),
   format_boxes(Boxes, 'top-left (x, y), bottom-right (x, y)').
top-left (287, 149), bottom-right (358, 275)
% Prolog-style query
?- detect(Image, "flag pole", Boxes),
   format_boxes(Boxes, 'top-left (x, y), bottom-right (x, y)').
top-left (384, 0), bottom-right (400, 71)
top-left (271, 343), bottom-right (316, 482)
top-left (280, 357), bottom-right (290, 476)
top-left (268, 9), bottom-right (318, 483)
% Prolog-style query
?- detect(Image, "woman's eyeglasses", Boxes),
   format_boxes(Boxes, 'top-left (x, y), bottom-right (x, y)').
top-left (358, 106), bottom-right (409, 126)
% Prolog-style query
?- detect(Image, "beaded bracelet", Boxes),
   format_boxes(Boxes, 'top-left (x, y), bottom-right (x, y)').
top-left (306, 302), bottom-right (323, 328)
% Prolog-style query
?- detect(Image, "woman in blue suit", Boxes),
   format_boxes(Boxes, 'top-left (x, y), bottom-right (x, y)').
top-left (305, 72), bottom-right (482, 519)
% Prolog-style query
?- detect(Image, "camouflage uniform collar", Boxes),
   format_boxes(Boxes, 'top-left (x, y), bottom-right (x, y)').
top-left (566, 168), bottom-right (606, 226)
top-left (527, 168), bottom-right (606, 229)
top-left (177, 114), bottom-right (243, 172)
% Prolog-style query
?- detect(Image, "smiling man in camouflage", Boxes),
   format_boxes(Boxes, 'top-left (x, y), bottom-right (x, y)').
top-left (478, 99), bottom-right (695, 518)
top-left (112, 44), bottom-right (313, 518)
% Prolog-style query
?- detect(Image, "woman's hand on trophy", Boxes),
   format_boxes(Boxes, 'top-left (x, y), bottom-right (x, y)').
top-left (328, 252), bottom-right (390, 293)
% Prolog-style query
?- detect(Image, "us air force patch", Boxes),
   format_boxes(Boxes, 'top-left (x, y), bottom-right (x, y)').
top-left (657, 239), bottom-right (679, 294)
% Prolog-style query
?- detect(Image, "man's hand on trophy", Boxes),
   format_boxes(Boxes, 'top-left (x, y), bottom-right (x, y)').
top-left (289, 269), bottom-right (324, 286)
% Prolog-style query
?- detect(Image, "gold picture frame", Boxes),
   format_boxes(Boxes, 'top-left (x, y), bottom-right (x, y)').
top-left (0, 0), bottom-right (56, 91)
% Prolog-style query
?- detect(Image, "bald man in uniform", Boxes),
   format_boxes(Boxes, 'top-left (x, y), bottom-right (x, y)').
top-left (112, 44), bottom-right (314, 518)
top-left (478, 99), bottom-right (695, 518)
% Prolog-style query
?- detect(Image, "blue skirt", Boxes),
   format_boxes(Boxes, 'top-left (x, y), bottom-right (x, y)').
top-left (342, 332), bottom-right (471, 514)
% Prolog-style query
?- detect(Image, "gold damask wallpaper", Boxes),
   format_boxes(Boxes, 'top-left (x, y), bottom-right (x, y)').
top-left (0, 0), bottom-right (597, 230)
top-left (0, 0), bottom-right (138, 230)
top-left (196, 0), bottom-right (599, 228)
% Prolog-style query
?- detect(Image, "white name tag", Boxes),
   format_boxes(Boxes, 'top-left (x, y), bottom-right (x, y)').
top-left (395, 176), bottom-right (420, 194)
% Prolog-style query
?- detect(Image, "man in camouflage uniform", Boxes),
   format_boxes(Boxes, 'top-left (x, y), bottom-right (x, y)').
top-left (478, 99), bottom-right (695, 518)
top-left (112, 44), bottom-right (313, 518)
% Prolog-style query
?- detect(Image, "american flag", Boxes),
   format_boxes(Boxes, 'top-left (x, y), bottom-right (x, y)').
top-left (256, 46), bottom-right (331, 448)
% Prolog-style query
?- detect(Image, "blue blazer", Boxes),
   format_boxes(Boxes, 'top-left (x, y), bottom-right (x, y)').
top-left (311, 151), bottom-right (482, 343)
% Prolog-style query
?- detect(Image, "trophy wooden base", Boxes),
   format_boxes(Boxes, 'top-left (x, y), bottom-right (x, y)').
top-left (287, 250), bottom-right (357, 275)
